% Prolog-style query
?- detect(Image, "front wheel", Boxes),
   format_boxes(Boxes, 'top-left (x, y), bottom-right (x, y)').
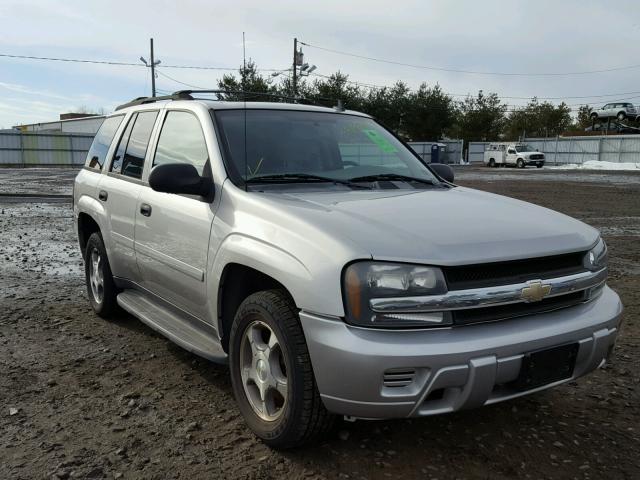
top-left (229, 290), bottom-right (334, 449)
top-left (517, 159), bottom-right (525, 168)
top-left (617, 112), bottom-right (626, 121)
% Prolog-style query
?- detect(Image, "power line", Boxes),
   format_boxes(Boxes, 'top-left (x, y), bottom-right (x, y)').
top-left (0, 52), bottom-right (281, 71)
top-left (5, 49), bottom-right (640, 108)
top-left (300, 41), bottom-right (640, 77)
top-left (308, 72), bottom-right (640, 106)
top-left (156, 69), bottom-right (209, 89)
top-left (0, 53), bottom-right (143, 67)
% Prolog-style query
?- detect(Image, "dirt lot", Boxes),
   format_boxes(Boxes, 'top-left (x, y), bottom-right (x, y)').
top-left (1, 167), bottom-right (638, 479)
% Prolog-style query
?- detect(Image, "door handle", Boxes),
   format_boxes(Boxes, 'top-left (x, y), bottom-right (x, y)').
top-left (140, 203), bottom-right (152, 217)
top-left (98, 190), bottom-right (108, 201)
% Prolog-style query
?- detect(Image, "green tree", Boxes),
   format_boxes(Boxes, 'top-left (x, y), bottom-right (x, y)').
top-left (453, 91), bottom-right (507, 142)
top-left (216, 60), bottom-right (276, 101)
top-left (404, 83), bottom-right (456, 141)
top-left (574, 104), bottom-right (593, 130)
top-left (506, 98), bottom-right (573, 139)
top-left (308, 72), bottom-right (364, 110)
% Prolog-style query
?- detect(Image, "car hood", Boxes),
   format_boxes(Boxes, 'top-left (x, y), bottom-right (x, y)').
top-left (260, 186), bottom-right (599, 265)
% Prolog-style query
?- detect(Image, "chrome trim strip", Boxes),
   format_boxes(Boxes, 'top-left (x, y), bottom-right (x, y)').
top-left (370, 268), bottom-right (607, 313)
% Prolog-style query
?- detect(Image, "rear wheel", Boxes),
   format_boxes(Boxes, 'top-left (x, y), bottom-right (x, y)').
top-left (229, 290), bottom-right (334, 449)
top-left (488, 158), bottom-right (495, 168)
top-left (617, 111), bottom-right (626, 121)
top-left (84, 232), bottom-right (119, 318)
top-left (591, 113), bottom-right (599, 120)
top-left (517, 158), bottom-right (525, 168)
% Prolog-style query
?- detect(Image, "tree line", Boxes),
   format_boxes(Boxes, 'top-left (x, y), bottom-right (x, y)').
top-left (214, 61), bottom-right (599, 143)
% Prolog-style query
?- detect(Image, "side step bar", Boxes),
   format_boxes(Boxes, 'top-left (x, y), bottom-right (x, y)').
top-left (117, 290), bottom-right (227, 364)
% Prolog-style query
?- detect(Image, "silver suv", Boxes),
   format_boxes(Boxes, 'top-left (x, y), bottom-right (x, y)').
top-left (590, 102), bottom-right (637, 121)
top-left (74, 91), bottom-right (622, 448)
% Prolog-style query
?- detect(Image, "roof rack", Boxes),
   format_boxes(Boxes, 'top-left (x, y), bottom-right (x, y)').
top-left (115, 92), bottom-right (194, 111)
top-left (115, 90), bottom-right (345, 111)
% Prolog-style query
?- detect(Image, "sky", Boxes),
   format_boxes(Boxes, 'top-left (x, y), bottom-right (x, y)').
top-left (1, 0), bottom-right (640, 128)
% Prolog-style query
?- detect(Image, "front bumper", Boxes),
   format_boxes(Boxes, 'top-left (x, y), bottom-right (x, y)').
top-left (301, 285), bottom-right (622, 419)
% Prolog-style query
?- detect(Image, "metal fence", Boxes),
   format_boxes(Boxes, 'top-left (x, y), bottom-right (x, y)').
top-left (467, 135), bottom-right (640, 165)
top-left (408, 140), bottom-right (464, 164)
top-left (0, 131), bottom-right (93, 166)
top-left (3, 130), bottom-right (639, 168)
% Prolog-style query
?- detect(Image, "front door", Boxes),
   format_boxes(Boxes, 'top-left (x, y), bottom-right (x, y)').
top-left (506, 146), bottom-right (518, 165)
top-left (134, 109), bottom-right (216, 319)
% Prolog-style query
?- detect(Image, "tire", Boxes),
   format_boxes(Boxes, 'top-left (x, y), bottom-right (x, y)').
top-left (517, 158), bottom-right (525, 169)
top-left (488, 159), bottom-right (495, 168)
top-left (84, 232), bottom-right (119, 318)
top-left (591, 113), bottom-right (598, 120)
top-left (229, 289), bottom-right (334, 449)
top-left (617, 112), bottom-right (626, 121)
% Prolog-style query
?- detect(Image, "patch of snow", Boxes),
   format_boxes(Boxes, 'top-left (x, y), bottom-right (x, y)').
top-left (549, 160), bottom-right (640, 171)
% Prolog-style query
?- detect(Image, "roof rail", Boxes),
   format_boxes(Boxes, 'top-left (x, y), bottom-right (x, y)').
top-left (115, 92), bottom-right (194, 111)
top-left (115, 90), bottom-right (345, 111)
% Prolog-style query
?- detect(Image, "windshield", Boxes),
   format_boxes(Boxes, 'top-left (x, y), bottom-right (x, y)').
top-left (213, 109), bottom-right (439, 187)
top-left (515, 144), bottom-right (535, 152)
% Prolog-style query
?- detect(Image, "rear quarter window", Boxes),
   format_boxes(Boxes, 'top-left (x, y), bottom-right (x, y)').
top-left (84, 115), bottom-right (124, 170)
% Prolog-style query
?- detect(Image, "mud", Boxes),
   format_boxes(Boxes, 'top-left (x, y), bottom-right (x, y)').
top-left (1, 167), bottom-right (638, 479)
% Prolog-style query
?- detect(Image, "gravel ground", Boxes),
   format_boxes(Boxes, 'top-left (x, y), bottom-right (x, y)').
top-left (0, 167), bottom-right (638, 480)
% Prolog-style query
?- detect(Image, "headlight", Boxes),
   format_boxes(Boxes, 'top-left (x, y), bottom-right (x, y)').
top-left (343, 261), bottom-right (449, 328)
top-left (585, 238), bottom-right (608, 271)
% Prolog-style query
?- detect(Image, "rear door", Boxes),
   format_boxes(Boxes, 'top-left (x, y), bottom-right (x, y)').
top-left (98, 110), bottom-right (159, 282)
top-left (134, 109), bottom-right (216, 319)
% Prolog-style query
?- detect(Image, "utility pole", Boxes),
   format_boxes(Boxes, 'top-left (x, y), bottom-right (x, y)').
top-left (150, 38), bottom-right (156, 97)
top-left (292, 38), bottom-right (298, 97)
top-left (140, 38), bottom-right (161, 97)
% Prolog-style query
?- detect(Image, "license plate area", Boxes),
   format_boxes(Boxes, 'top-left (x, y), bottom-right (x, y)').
top-left (511, 343), bottom-right (579, 391)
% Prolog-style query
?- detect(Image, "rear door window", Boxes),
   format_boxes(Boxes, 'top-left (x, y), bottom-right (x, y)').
top-left (111, 111), bottom-right (158, 179)
top-left (84, 115), bottom-right (124, 170)
top-left (153, 111), bottom-right (209, 175)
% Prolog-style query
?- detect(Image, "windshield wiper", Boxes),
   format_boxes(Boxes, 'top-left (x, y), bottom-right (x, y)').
top-left (245, 173), bottom-right (372, 189)
top-left (348, 173), bottom-right (439, 186)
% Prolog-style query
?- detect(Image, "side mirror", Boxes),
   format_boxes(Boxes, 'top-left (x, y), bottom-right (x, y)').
top-left (149, 163), bottom-right (213, 198)
top-left (430, 163), bottom-right (454, 183)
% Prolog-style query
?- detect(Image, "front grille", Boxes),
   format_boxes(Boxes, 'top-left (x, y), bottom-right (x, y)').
top-left (452, 291), bottom-right (586, 326)
top-left (383, 369), bottom-right (416, 388)
top-left (530, 154), bottom-right (544, 160)
top-left (443, 252), bottom-right (587, 291)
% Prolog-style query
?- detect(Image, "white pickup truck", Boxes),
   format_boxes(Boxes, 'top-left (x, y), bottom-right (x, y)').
top-left (484, 143), bottom-right (545, 168)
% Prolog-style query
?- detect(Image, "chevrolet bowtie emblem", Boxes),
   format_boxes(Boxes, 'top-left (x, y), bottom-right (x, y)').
top-left (521, 281), bottom-right (552, 302)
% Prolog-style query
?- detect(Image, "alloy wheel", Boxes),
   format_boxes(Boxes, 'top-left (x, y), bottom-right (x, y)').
top-left (88, 247), bottom-right (104, 304)
top-left (239, 320), bottom-right (288, 421)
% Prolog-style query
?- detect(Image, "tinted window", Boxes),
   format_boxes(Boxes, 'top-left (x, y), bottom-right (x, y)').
top-left (153, 111), bottom-right (208, 174)
top-left (111, 116), bottom-right (135, 175)
top-left (215, 109), bottom-right (437, 185)
top-left (111, 111), bottom-right (158, 179)
top-left (84, 116), bottom-right (124, 170)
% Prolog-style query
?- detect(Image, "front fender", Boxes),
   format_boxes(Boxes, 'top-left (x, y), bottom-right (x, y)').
top-left (209, 233), bottom-right (319, 322)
